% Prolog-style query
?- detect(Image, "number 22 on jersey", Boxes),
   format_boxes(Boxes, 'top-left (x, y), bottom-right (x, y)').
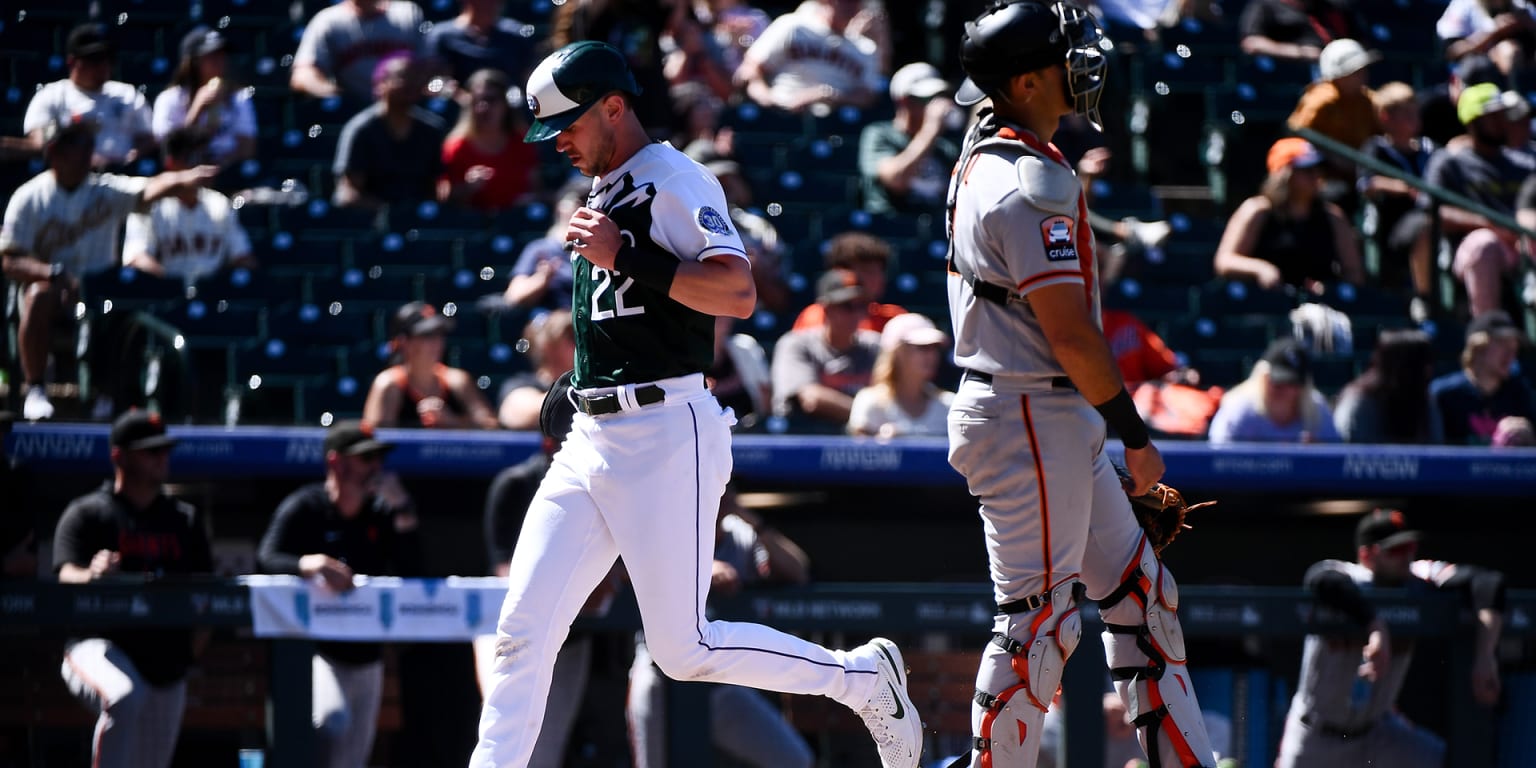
top-left (590, 266), bottom-right (645, 320)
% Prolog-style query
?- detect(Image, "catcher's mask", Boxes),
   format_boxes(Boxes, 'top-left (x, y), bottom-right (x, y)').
top-left (957, 0), bottom-right (1109, 130)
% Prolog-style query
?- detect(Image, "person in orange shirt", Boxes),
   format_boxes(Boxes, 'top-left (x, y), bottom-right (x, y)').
top-left (1102, 309), bottom-right (1180, 385)
top-left (791, 232), bottom-right (906, 333)
top-left (1288, 38), bottom-right (1383, 215)
top-left (1103, 309), bottom-right (1220, 437)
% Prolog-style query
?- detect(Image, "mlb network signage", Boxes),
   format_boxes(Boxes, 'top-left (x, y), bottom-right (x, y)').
top-left (243, 575), bottom-right (507, 641)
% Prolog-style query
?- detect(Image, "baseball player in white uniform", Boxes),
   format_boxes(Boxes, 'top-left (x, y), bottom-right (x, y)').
top-left (470, 41), bottom-right (922, 768)
top-left (941, 3), bottom-right (1218, 766)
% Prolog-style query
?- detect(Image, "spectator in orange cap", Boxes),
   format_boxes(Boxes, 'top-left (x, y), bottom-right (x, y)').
top-left (1214, 137), bottom-right (1364, 292)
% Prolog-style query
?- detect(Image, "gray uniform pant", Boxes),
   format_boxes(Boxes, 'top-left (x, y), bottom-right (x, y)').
top-left (1276, 709), bottom-right (1445, 768)
top-left (61, 638), bottom-right (187, 768)
top-left (949, 381), bottom-right (1216, 767)
top-left (313, 654), bottom-right (383, 768)
top-left (627, 639), bottom-right (815, 768)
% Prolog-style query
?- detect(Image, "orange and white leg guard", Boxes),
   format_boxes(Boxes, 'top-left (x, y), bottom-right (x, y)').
top-left (968, 577), bottom-right (1081, 768)
top-left (1098, 539), bottom-right (1216, 768)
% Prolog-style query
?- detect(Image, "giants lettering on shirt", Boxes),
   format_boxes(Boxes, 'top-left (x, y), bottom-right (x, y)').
top-left (32, 200), bottom-right (122, 260)
top-left (118, 530), bottom-right (185, 564)
top-left (786, 39), bottom-right (867, 79)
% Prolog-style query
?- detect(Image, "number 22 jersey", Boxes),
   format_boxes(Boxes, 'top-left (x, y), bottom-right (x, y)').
top-left (571, 142), bottom-right (749, 389)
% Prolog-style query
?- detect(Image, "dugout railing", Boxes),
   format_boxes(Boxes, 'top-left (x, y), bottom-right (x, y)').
top-left (1, 579), bottom-right (1532, 768)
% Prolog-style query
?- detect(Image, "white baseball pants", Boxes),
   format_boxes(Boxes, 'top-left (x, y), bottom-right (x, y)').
top-left (471, 377), bottom-right (877, 768)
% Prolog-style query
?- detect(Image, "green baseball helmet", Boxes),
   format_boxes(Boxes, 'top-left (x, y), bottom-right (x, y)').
top-left (524, 41), bottom-right (642, 143)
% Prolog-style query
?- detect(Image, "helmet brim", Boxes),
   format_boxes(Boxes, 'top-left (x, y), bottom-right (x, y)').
top-left (524, 104), bottom-right (589, 143)
top-left (955, 77), bottom-right (989, 106)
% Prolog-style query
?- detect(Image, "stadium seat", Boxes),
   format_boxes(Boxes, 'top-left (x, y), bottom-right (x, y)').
top-left (267, 302), bottom-right (379, 347)
top-left (1089, 178), bottom-right (1163, 221)
top-left (386, 200), bottom-right (490, 239)
top-left (1103, 277), bottom-right (1197, 321)
top-left (1137, 46), bottom-right (1231, 96)
top-left (721, 102), bottom-right (805, 137)
top-left (80, 268), bottom-right (187, 313)
top-left (164, 299), bottom-right (264, 349)
top-left (448, 340), bottom-right (523, 384)
top-left (422, 268), bottom-right (500, 307)
top-left (354, 233), bottom-right (455, 271)
top-left (300, 375), bottom-right (370, 424)
top-left (260, 231), bottom-right (344, 275)
top-left (783, 134), bottom-right (859, 175)
top-left (308, 267), bottom-right (422, 310)
top-left (1197, 279), bottom-right (1298, 317)
top-left (1315, 282), bottom-right (1409, 318)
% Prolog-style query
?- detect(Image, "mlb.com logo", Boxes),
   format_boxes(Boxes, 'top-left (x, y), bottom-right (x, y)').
top-left (1039, 215), bottom-right (1078, 262)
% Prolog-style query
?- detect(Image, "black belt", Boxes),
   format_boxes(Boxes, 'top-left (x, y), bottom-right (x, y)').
top-left (573, 384), bottom-right (665, 416)
top-left (1300, 713), bottom-right (1376, 739)
top-left (962, 370), bottom-right (1075, 391)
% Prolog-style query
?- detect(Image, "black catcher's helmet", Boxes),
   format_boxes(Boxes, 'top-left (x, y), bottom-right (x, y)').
top-left (956, 0), bottom-right (1108, 128)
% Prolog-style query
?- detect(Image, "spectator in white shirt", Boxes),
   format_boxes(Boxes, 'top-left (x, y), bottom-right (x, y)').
top-left (847, 312), bottom-right (954, 438)
top-left (0, 121), bottom-right (218, 421)
top-left (123, 128), bottom-right (256, 282)
top-left (152, 27), bottom-right (257, 169)
top-left (22, 23), bottom-right (155, 168)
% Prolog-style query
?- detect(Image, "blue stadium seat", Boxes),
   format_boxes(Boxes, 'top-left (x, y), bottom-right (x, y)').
top-left (422, 268), bottom-right (500, 307)
top-left (81, 268), bottom-right (187, 312)
top-left (354, 233), bottom-right (455, 271)
top-left (783, 135), bottom-right (859, 175)
top-left (231, 338), bottom-right (344, 379)
top-left (260, 230), bottom-right (344, 274)
top-left (267, 302), bottom-right (379, 347)
top-left (386, 200), bottom-right (490, 238)
top-left (1103, 277), bottom-right (1197, 321)
top-left (307, 267), bottom-right (421, 309)
top-left (301, 375), bottom-right (370, 424)
top-left (1315, 282), bottom-right (1409, 318)
top-left (192, 268), bottom-right (302, 307)
top-left (164, 299), bottom-right (265, 348)
top-left (448, 340), bottom-right (522, 383)
top-left (1197, 279), bottom-right (1298, 316)
top-left (1137, 47), bottom-right (1231, 96)
top-left (1155, 15), bottom-right (1244, 58)
top-left (1089, 178), bottom-right (1163, 220)
top-left (722, 102), bottom-right (805, 136)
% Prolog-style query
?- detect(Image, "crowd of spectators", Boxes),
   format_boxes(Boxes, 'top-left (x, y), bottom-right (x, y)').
top-left (1, 0), bottom-right (1534, 450)
top-left (4, 3), bottom-right (1536, 765)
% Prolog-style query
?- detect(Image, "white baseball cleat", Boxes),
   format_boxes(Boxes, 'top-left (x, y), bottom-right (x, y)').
top-left (854, 637), bottom-right (923, 768)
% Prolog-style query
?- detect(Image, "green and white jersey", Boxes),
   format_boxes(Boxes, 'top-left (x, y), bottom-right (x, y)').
top-left (572, 142), bottom-right (748, 388)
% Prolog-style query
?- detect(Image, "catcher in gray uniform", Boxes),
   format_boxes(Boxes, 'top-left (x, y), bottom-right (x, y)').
top-left (1277, 509), bottom-right (1505, 768)
top-left (942, 2), bottom-right (1218, 766)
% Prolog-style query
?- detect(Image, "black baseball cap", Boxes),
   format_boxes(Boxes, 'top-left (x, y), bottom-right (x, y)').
top-left (67, 23), bottom-right (115, 59)
top-left (180, 26), bottom-right (227, 60)
top-left (324, 420), bottom-right (394, 457)
top-left (1261, 338), bottom-right (1312, 385)
top-left (1465, 309), bottom-right (1521, 341)
top-left (523, 41), bottom-right (641, 143)
top-left (42, 117), bottom-right (97, 152)
top-left (391, 301), bottom-right (454, 337)
top-left (1356, 508), bottom-right (1422, 549)
top-left (110, 410), bottom-right (178, 451)
top-left (817, 268), bottom-right (864, 306)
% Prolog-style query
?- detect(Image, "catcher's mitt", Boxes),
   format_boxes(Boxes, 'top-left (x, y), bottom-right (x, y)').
top-left (1125, 481), bottom-right (1217, 554)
